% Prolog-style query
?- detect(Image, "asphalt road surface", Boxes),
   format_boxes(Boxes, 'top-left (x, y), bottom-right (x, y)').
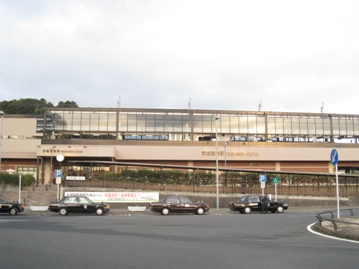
top-left (1, 210), bottom-right (358, 269)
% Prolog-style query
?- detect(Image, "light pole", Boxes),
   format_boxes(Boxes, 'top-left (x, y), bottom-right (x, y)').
top-left (224, 142), bottom-right (227, 167)
top-left (215, 114), bottom-right (220, 211)
top-left (0, 111), bottom-right (4, 172)
top-left (50, 146), bottom-right (55, 185)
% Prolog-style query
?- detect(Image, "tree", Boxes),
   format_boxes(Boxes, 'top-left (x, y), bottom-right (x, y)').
top-left (0, 98), bottom-right (78, 114)
top-left (57, 101), bottom-right (78, 108)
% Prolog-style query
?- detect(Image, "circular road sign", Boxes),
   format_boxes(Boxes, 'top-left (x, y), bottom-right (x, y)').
top-left (330, 149), bottom-right (339, 165)
top-left (56, 154), bottom-right (65, 162)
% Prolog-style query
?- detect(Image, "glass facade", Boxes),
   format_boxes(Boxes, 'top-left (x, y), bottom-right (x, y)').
top-left (41, 108), bottom-right (359, 143)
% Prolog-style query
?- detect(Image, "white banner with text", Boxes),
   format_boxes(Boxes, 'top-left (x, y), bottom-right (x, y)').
top-left (64, 191), bottom-right (159, 203)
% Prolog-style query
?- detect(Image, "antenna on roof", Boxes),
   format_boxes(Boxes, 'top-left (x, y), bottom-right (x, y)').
top-left (117, 97), bottom-right (121, 108)
top-left (321, 102), bottom-right (325, 113)
top-left (188, 98), bottom-right (191, 109)
top-left (258, 100), bottom-right (262, 111)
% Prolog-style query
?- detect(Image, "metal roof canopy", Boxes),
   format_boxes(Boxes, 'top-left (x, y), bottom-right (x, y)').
top-left (68, 160), bottom-right (359, 178)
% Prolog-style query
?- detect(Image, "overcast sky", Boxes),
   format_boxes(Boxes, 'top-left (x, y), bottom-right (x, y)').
top-left (1, 0), bottom-right (359, 114)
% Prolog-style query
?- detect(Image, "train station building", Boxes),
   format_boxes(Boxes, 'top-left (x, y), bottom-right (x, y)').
top-left (1, 107), bottom-right (359, 185)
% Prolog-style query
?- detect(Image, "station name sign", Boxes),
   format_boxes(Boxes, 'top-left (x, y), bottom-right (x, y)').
top-left (66, 176), bottom-right (86, 181)
top-left (201, 151), bottom-right (259, 157)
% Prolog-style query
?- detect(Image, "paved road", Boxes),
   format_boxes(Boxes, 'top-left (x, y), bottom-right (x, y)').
top-left (0, 209), bottom-right (358, 269)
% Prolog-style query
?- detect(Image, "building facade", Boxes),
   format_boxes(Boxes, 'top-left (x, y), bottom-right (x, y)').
top-left (1, 107), bottom-right (359, 184)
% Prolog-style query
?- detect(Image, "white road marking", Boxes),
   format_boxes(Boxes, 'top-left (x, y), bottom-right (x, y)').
top-left (307, 223), bottom-right (359, 244)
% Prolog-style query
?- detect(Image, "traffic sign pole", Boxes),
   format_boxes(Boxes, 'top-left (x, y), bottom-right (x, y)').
top-left (330, 149), bottom-right (340, 219)
top-left (259, 175), bottom-right (266, 195)
top-left (335, 163), bottom-right (340, 219)
top-left (272, 177), bottom-right (279, 201)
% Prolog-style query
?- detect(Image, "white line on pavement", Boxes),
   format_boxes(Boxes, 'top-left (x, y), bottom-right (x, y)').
top-left (307, 223), bottom-right (359, 244)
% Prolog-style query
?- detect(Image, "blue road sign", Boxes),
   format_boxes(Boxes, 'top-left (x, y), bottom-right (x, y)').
top-left (259, 174), bottom-right (267, 183)
top-left (54, 170), bottom-right (62, 177)
top-left (330, 149), bottom-right (339, 165)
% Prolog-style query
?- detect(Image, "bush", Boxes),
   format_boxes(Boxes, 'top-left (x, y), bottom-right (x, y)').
top-left (0, 173), bottom-right (35, 187)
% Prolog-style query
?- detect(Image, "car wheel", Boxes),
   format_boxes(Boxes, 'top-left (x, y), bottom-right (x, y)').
top-left (161, 207), bottom-right (170, 215)
top-left (9, 207), bottom-right (18, 216)
top-left (244, 207), bottom-right (252, 214)
top-left (59, 208), bottom-right (68, 216)
top-left (196, 207), bottom-right (205, 215)
top-left (96, 208), bottom-right (104, 216)
top-left (276, 206), bottom-right (284, 213)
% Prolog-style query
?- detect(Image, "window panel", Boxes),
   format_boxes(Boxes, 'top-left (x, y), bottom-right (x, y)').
top-left (283, 117), bottom-right (292, 135)
top-left (239, 116), bottom-right (248, 133)
top-left (202, 115), bottom-right (212, 133)
top-left (347, 118), bottom-right (354, 136)
top-left (229, 114), bottom-right (239, 133)
top-left (193, 114), bottom-right (203, 134)
top-left (299, 118), bottom-right (308, 135)
top-left (267, 117), bottom-right (276, 134)
top-left (89, 113), bottom-right (99, 131)
top-left (247, 116), bottom-right (256, 133)
top-left (257, 116), bottom-right (265, 133)
top-left (275, 117), bottom-right (284, 134)
top-left (136, 114), bottom-right (146, 132)
top-left (155, 114), bottom-right (165, 132)
top-left (339, 118), bottom-right (347, 136)
top-left (183, 114), bottom-right (191, 133)
top-left (292, 117), bottom-right (300, 134)
top-left (173, 114), bottom-right (183, 132)
top-left (307, 118), bottom-right (316, 135)
top-left (118, 113), bottom-right (128, 132)
top-left (315, 118), bottom-right (323, 136)
top-left (221, 114), bottom-right (230, 133)
top-left (332, 118), bottom-right (340, 136)
top-left (323, 118), bottom-right (331, 135)
top-left (146, 114), bottom-right (155, 132)
top-left (127, 114), bottom-right (137, 132)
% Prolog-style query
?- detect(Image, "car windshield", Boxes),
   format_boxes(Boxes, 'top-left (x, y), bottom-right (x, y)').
top-left (0, 198), bottom-right (5, 203)
top-left (240, 196), bottom-right (248, 202)
top-left (64, 197), bottom-right (78, 203)
top-left (78, 197), bottom-right (91, 204)
top-left (166, 196), bottom-right (180, 203)
top-left (179, 197), bottom-right (192, 204)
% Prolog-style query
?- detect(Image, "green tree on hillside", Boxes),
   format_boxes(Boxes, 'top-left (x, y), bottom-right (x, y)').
top-left (0, 98), bottom-right (78, 114)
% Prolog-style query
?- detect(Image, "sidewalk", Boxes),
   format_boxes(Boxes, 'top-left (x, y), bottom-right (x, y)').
top-left (313, 216), bottom-right (359, 241)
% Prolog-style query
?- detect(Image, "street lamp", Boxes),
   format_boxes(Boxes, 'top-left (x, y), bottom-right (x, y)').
top-left (215, 114), bottom-right (220, 211)
top-left (50, 146), bottom-right (56, 185)
top-left (224, 142), bottom-right (227, 167)
top-left (0, 111), bottom-right (4, 172)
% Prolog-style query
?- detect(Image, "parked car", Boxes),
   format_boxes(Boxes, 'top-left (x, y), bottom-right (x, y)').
top-left (48, 196), bottom-right (110, 216)
top-left (150, 195), bottom-right (210, 215)
top-left (229, 194), bottom-right (288, 214)
top-left (0, 197), bottom-right (25, 215)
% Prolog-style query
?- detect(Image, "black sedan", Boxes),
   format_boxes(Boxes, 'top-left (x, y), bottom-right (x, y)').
top-left (150, 195), bottom-right (210, 215)
top-left (0, 197), bottom-right (25, 215)
top-left (48, 196), bottom-right (110, 216)
top-left (229, 195), bottom-right (288, 214)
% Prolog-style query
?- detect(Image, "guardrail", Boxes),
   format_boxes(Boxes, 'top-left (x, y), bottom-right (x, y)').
top-left (316, 208), bottom-right (359, 231)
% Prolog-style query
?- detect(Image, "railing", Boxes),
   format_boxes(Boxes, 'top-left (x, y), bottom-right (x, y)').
top-left (62, 180), bottom-right (359, 198)
top-left (316, 208), bottom-right (359, 231)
